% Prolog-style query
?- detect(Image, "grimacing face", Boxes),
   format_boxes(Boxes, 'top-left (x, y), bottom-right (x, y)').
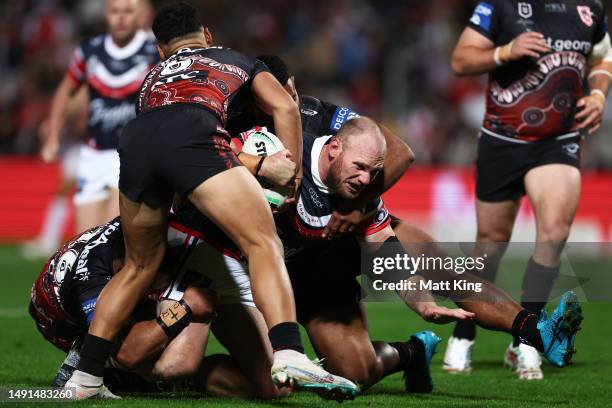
top-left (106, 0), bottom-right (140, 45)
top-left (327, 138), bottom-right (385, 199)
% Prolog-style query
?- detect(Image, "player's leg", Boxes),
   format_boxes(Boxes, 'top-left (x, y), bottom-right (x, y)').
top-left (66, 194), bottom-right (169, 397)
top-left (207, 304), bottom-right (279, 399)
top-left (305, 303), bottom-right (440, 393)
top-left (523, 163), bottom-right (581, 313)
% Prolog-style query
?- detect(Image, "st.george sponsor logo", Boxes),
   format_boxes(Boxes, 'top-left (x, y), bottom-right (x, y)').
top-left (545, 37), bottom-right (592, 53)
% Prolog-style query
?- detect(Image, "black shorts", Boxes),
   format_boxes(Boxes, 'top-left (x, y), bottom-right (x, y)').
top-left (287, 239), bottom-right (362, 324)
top-left (118, 104), bottom-right (241, 208)
top-left (476, 132), bottom-right (582, 202)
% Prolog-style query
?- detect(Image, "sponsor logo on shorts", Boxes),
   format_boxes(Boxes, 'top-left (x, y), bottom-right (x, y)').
top-left (81, 298), bottom-right (97, 324)
top-left (563, 142), bottom-right (580, 158)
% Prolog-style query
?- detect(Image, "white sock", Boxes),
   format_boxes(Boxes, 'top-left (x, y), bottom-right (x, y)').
top-left (39, 196), bottom-right (69, 248)
top-left (274, 349), bottom-right (305, 361)
top-left (68, 370), bottom-right (103, 387)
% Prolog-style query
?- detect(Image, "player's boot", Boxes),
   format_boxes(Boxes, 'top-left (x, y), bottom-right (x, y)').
top-left (538, 291), bottom-right (583, 367)
top-left (442, 336), bottom-right (473, 373)
top-left (404, 331), bottom-right (442, 393)
top-left (504, 342), bottom-right (543, 380)
top-left (64, 370), bottom-right (120, 399)
top-left (271, 349), bottom-right (359, 401)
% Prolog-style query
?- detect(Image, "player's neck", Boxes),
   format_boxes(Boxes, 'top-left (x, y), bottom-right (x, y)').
top-left (319, 145), bottom-right (332, 186)
top-left (167, 37), bottom-right (209, 56)
top-left (111, 31), bottom-right (137, 48)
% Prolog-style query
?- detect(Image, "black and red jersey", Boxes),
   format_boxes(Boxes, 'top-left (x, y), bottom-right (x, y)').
top-left (67, 30), bottom-right (159, 149)
top-left (468, 0), bottom-right (608, 141)
top-left (137, 47), bottom-right (269, 127)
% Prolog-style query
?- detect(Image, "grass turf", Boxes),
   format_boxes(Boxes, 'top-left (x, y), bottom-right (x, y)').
top-left (0, 245), bottom-right (610, 407)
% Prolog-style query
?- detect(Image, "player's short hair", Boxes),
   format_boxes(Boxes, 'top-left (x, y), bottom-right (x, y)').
top-left (257, 55), bottom-right (290, 86)
top-left (335, 117), bottom-right (384, 150)
top-left (152, 2), bottom-right (203, 45)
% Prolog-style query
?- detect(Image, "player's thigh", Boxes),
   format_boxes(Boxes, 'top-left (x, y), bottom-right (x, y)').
top-left (119, 192), bottom-right (169, 265)
top-left (188, 166), bottom-right (279, 253)
top-left (524, 164), bottom-right (581, 238)
top-left (104, 187), bottom-right (120, 222)
top-left (475, 198), bottom-right (520, 243)
top-left (305, 303), bottom-right (379, 381)
top-left (76, 199), bottom-right (107, 232)
top-left (211, 304), bottom-right (275, 394)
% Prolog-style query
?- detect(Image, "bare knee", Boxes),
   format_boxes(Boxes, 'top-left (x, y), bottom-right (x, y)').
top-left (241, 233), bottom-right (283, 260)
top-left (538, 219), bottom-right (571, 245)
top-left (328, 353), bottom-right (381, 388)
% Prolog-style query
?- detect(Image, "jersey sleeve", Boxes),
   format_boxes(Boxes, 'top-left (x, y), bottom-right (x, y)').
top-left (355, 198), bottom-right (391, 237)
top-left (327, 102), bottom-right (360, 133)
top-left (66, 44), bottom-right (86, 85)
top-left (466, 0), bottom-right (502, 42)
top-left (593, 2), bottom-right (609, 44)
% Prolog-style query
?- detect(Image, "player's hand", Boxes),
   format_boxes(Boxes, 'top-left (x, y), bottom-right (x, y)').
top-left (576, 93), bottom-right (605, 135)
top-left (420, 305), bottom-right (475, 324)
top-left (322, 205), bottom-right (366, 240)
top-left (182, 286), bottom-right (217, 323)
top-left (507, 32), bottom-right (551, 61)
top-left (41, 137), bottom-right (60, 163)
top-left (258, 149), bottom-right (296, 188)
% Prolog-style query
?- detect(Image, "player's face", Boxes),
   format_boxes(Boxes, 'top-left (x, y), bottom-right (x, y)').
top-left (328, 138), bottom-right (385, 199)
top-left (106, 0), bottom-right (140, 45)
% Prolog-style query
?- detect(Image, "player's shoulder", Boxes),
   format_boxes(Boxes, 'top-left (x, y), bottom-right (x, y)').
top-left (78, 34), bottom-right (105, 56)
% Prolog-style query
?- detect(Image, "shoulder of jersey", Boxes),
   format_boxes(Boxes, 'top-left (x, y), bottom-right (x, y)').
top-left (81, 34), bottom-right (105, 53)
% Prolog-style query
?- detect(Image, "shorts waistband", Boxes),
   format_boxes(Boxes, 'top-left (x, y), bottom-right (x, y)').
top-left (480, 128), bottom-right (581, 144)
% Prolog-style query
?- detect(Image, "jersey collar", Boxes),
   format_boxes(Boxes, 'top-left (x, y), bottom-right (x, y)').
top-left (311, 135), bottom-right (334, 194)
top-left (104, 30), bottom-right (148, 60)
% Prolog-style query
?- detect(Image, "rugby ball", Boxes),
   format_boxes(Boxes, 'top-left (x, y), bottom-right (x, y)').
top-left (240, 127), bottom-right (290, 209)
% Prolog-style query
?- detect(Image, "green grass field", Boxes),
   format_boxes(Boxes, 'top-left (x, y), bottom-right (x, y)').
top-left (1, 245), bottom-right (610, 407)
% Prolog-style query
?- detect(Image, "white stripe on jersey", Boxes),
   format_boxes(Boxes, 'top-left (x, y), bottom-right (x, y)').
top-left (103, 30), bottom-right (150, 60)
top-left (88, 57), bottom-right (151, 88)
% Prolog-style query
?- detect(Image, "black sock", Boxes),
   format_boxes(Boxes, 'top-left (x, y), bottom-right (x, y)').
top-left (389, 338), bottom-right (421, 374)
top-left (453, 320), bottom-right (476, 341)
top-left (511, 309), bottom-right (544, 351)
top-left (268, 322), bottom-right (304, 353)
top-left (520, 258), bottom-right (560, 314)
top-left (76, 334), bottom-right (114, 378)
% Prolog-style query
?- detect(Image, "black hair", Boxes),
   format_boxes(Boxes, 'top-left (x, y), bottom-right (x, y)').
top-left (152, 2), bottom-right (203, 44)
top-left (257, 55), bottom-right (290, 86)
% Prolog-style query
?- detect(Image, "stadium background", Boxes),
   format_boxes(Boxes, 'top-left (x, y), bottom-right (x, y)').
top-left (0, 1), bottom-right (611, 407)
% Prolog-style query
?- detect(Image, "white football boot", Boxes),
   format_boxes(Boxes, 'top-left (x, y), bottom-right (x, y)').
top-left (504, 342), bottom-right (544, 380)
top-left (271, 349), bottom-right (358, 401)
top-left (64, 370), bottom-right (120, 399)
top-left (442, 337), bottom-right (474, 373)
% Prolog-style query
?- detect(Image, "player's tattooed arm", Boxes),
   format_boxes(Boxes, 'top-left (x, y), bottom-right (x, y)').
top-left (452, 28), bottom-right (550, 76)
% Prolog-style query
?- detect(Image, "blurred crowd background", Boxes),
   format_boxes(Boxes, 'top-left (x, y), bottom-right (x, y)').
top-left (2, 0), bottom-right (612, 167)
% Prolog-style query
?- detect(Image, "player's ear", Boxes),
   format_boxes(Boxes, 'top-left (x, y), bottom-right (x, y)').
top-left (156, 44), bottom-right (167, 60)
top-left (203, 27), bottom-right (213, 46)
top-left (329, 137), bottom-right (342, 159)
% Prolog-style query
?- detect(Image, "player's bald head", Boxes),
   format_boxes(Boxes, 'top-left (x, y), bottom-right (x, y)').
top-left (336, 117), bottom-right (386, 157)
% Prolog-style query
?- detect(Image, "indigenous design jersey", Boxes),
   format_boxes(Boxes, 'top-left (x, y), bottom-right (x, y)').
top-left (67, 30), bottom-right (159, 149)
top-left (137, 47), bottom-right (269, 128)
top-left (468, 0), bottom-right (608, 141)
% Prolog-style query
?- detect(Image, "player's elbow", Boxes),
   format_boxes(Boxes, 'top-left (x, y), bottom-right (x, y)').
top-left (451, 51), bottom-right (470, 76)
top-left (273, 98), bottom-right (300, 122)
top-left (152, 358), bottom-right (200, 380)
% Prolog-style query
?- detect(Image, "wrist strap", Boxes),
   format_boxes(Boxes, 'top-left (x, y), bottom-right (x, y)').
top-left (156, 299), bottom-right (192, 340)
top-left (588, 70), bottom-right (612, 81)
top-left (255, 156), bottom-right (266, 178)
